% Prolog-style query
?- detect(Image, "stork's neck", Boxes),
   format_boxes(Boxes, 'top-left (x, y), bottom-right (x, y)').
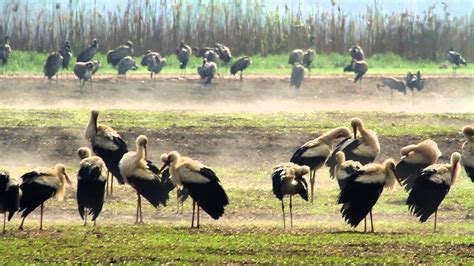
top-left (136, 144), bottom-right (145, 162)
top-left (85, 115), bottom-right (97, 140)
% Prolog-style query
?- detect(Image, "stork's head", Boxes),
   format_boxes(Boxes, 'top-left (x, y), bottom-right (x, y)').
top-left (462, 126), bottom-right (474, 142)
top-left (54, 163), bottom-right (71, 185)
top-left (335, 151), bottom-right (346, 164)
top-left (159, 151), bottom-right (181, 174)
top-left (77, 147), bottom-right (92, 160)
top-left (350, 117), bottom-right (363, 138)
top-left (126, 41), bottom-right (133, 47)
top-left (90, 110), bottom-right (99, 120)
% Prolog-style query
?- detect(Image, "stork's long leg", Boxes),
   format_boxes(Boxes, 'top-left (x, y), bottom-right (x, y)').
top-left (281, 199), bottom-right (286, 228)
top-left (39, 203), bottom-right (44, 230)
top-left (191, 200), bottom-right (196, 228)
top-left (289, 195), bottom-right (293, 228)
top-left (310, 169), bottom-right (316, 204)
top-left (176, 190), bottom-right (180, 214)
top-left (135, 191), bottom-right (140, 224)
top-left (84, 211), bottom-right (88, 226)
top-left (434, 209), bottom-right (438, 232)
top-left (364, 217), bottom-right (367, 233)
top-left (106, 171), bottom-right (110, 196)
top-left (110, 174), bottom-right (114, 196)
top-left (197, 205), bottom-right (200, 229)
top-left (139, 194), bottom-right (143, 224)
top-left (369, 210), bottom-right (374, 233)
top-left (19, 216), bottom-right (26, 231)
top-left (3, 213), bottom-right (6, 234)
top-left (240, 71), bottom-right (243, 81)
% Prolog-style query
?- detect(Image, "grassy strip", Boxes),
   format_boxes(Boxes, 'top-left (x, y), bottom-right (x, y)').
top-left (3, 51), bottom-right (473, 76)
top-left (0, 224), bottom-right (472, 263)
top-left (0, 108), bottom-right (471, 136)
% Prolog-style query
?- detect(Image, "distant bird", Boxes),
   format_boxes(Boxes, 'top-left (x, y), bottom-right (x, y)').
top-left (271, 162), bottom-right (309, 228)
top-left (303, 49), bottom-right (315, 71)
top-left (290, 63), bottom-right (305, 89)
top-left (141, 50), bottom-right (160, 66)
top-left (290, 126), bottom-right (351, 203)
top-left (337, 158), bottom-right (398, 232)
top-left (0, 170), bottom-right (21, 233)
top-left (175, 41), bottom-right (192, 75)
top-left (1, 36), bottom-right (11, 73)
top-left (334, 151), bottom-right (363, 190)
top-left (288, 49), bottom-right (304, 65)
top-left (85, 110), bottom-right (128, 195)
top-left (405, 71), bottom-right (424, 94)
top-left (326, 118), bottom-right (380, 178)
top-left (192, 47), bottom-right (213, 58)
top-left (107, 41), bottom-right (134, 67)
top-left (76, 147), bottom-right (107, 226)
top-left (77, 38), bottom-right (99, 63)
top-left (145, 54), bottom-right (166, 79)
top-left (344, 59), bottom-right (368, 83)
top-left (58, 41), bottom-right (72, 69)
top-left (230, 56), bottom-right (251, 80)
top-left (18, 164), bottom-right (71, 230)
top-left (214, 43), bottom-right (232, 64)
top-left (395, 139), bottom-right (442, 190)
top-left (198, 58), bottom-right (217, 85)
top-left (406, 152), bottom-right (461, 231)
top-left (461, 126), bottom-right (474, 182)
top-left (117, 56), bottom-right (138, 77)
top-left (447, 48), bottom-right (467, 74)
top-left (74, 61), bottom-right (94, 90)
top-left (160, 151), bottom-right (229, 228)
top-left (376, 77), bottom-right (406, 95)
top-left (348, 45), bottom-right (365, 60)
top-left (43, 52), bottom-right (63, 82)
top-left (119, 135), bottom-right (174, 224)
top-left (204, 49), bottom-right (219, 64)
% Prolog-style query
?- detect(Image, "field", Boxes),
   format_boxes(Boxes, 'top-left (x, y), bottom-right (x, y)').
top-left (0, 73), bottom-right (472, 264)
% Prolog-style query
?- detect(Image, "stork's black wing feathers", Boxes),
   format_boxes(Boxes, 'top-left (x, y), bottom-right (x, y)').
top-left (395, 160), bottom-right (430, 191)
top-left (19, 182), bottom-right (56, 218)
top-left (326, 137), bottom-right (360, 177)
top-left (271, 168), bottom-right (284, 200)
top-left (464, 166), bottom-right (474, 182)
top-left (6, 185), bottom-right (21, 221)
top-left (77, 164), bottom-right (106, 221)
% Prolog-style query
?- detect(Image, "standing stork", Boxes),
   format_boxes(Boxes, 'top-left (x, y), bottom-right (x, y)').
top-left (117, 56), bottom-right (138, 77)
top-left (176, 41), bottom-right (192, 76)
top-left (76, 147), bottom-right (107, 226)
top-left (290, 126), bottom-right (351, 203)
top-left (230, 56), bottom-right (251, 81)
top-left (74, 61), bottom-right (95, 90)
top-left (288, 49), bottom-right (304, 65)
top-left (85, 110), bottom-right (128, 195)
top-left (326, 118), bottom-right (380, 177)
top-left (107, 41), bottom-right (134, 67)
top-left (198, 58), bottom-right (217, 85)
top-left (271, 163), bottom-right (309, 228)
top-left (290, 63), bottom-right (305, 89)
top-left (1, 36), bottom-right (11, 73)
top-left (302, 49), bottom-right (315, 72)
top-left (119, 135), bottom-right (174, 224)
top-left (406, 152), bottom-right (461, 231)
top-left (447, 48), bottom-right (467, 75)
top-left (214, 43), bottom-right (232, 65)
top-left (44, 52), bottom-right (63, 85)
top-left (344, 59), bottom-right (368, 84)
top-left (461, 126), bottom-right (474, 182)
top-left (18, 164), bottom-right (71, 230)
top-left (145, 54), bottom-right (166, 79)
top-left (159, 151), bottom-right (229, 228)
top-left (77, 38), bottom-right (99, 63)
top-left (59, 41), bottom-right (72, 69)
top-left (337, 158), bottom-right (399, 232)
top-left (0, 170), bottom-right (21, 233)
top-left (349, 45), bottom-right (365, 60)
top-left (395, 139), bottom-right (442, 190)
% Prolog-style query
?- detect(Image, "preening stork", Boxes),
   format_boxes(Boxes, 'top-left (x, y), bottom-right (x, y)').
top-left (74, 61), bottom-right (99, 90)
top-left (85, 110), bottom-right (128, 195)
top-left (447, 48), bottom-right (467, 75)
top-left (107, 41), bottom-right (134, 67)
top-left (77, 38), bottom-right (99, 62)
top-left (405, 71), bottom-right (424, 94)
top-left (349, 45), bottom-right (365, 60)
top-left (204, 49), bottom-right (219, 64)
top-left (117, 56), bottom-right (138, 77)
top-left (334, 151), bottom-right (363, 190)
top-left (198, 58), bottom-right (217, 85)
top-left (230, 56), bottom-right (251, 80)
top-left (271, 162), bottom-right (309, 228)
top-left (175, 41), bottom-right (192, 75)
top-left (43, 52), bottom-right (63, 83)
top-left (214, 43), bottom-right (232, 65)
top-left (76, 147), bottom-right (107, 226)
top-left (0, 170), bottom-right (21, 233)
top-left (58, 41), bottom-right (72, 69)
top-left (145, 54), bottom-right (166, 79)
top-left (288, 49), bottom-right (304, 65)
top-left (119, 135), bottom-right (174, 224)
top-left (337, 158), bottom-right (399, 232)
top-left (18, 164), bottom-right (71, 230)
top-left (302, 49), bottom-right (315, 71)
top-left (192, 47), bottom-right (214, 58)
top-left (461, 126), bottom-right (474, 182)
top-left (290, 63), bottom-right (305, 89)
top-left (344, 59), bottom-right (368, 83)
top-left (326, 118), bottom-right (380, 177)
top-left (406, 152), bottom-right (461, 231)
top-left (160, 151), bottom-right (229, 228)
top-left (395, 139), bottom-right (442, 190)
top-left (290, 126), bottom-right (351, 203)
top-left (1, 36), bottom-right (11, 73)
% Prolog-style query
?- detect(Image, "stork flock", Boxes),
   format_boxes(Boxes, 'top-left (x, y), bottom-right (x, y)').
top-left (0, 110), bottom-right (472, 234)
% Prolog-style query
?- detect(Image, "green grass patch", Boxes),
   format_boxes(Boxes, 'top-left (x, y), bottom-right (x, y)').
top-left (3, 51), bottom-right (473, 76)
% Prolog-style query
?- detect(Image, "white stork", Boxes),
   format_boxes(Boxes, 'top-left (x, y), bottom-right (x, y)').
top-left (85, 110), bottom-right (128, 196)
top-left (76, 147), bottom-right (107, 226)
top-left (395, 139), bottom-right (442, 190)
top-left (119, 135), bottom-right (174, 224)
top-left (337, 158), bottom-right (399, 233)
top-left (334, 151), bottom-right (363, 190)
top-left (18, 164), bottom-right (71, 230)
top-left (0, 169), bottom-right (21, 233)
top-left (406, 152), bottom-right (461, 231)
top-left (461, 126), bottom-right (474, 182)
top-left (271, 162), bottom-right (309, 228)
top-left (159, 151), bottom-right (229, 228)
top-left (290, 126), bottom-right (351, 203)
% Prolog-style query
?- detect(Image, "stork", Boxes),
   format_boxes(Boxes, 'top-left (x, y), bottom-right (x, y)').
top-left (18, 164), bottom-right (71, 230)
top-left (337, 158), bottom-right (399, 232)
top-left (176, 41), bottom-right (192, 76)
top-left (1, 36), bottom-right (11, 74)
top-left (0, 170), bottom-right (21, 233)
top-left (77, 38), bottom-right (99, 63)
top-left (107, 41), bottom-right (134, 67)
top-left (395, 139), bottom-right (442, 190)
top-left (76, 147), bottom-right (107, 226)
top-left (290, 126), bottom-right (351, 203)
top-left (334, 151), bottom-right (363, 190)
top-left (58, 41), bottom-right (72, 69)
top-left (344, 59), bottom-right (368, 84)
top-left (85, 110), bottom-right (128, 196)
top-left (43, 52), bottom-right (63, 85)
top-left (198, 58), bottom-right (217, 85)
top-left (406, 152), bottom-right (461, 231)
top-left (160, 151), bottom-right (229, 228)
top-left (461, 126), bottom-right (474, 182)
top-left (271, 162), bottom-right (309, 228)
top-left (348, 45), bottom-right (365, 61)
top-left (119, 135), bottom-right (174, 224)
top-left (447, 48), bottom-right (467, 75)
top-left (230, 56), bottom-right (251, 81)
top-left (290, 63), bottom-right (305, 89)
top-left (288, 49), bottom-right (304, 65)
top-left (302, 49), bottom-right (315, 72)
top-left (117, 56), bottom-right (138, 77)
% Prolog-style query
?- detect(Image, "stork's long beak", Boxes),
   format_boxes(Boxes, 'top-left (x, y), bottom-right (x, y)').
top-left (158, 162), bottom-right (170, 175)
top-left (144, 144), bottom-right (147, 160)
top-left (64, 172), bottom-right (72, 185)
top-left (352, 124), bottom-right (358, 139)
